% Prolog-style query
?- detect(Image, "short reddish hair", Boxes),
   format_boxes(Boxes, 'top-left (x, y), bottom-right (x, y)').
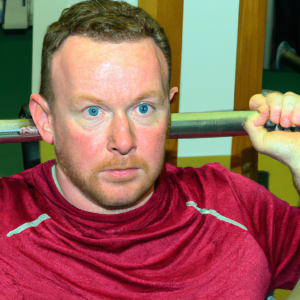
top-left (39, 0), bottom-right (172, 110)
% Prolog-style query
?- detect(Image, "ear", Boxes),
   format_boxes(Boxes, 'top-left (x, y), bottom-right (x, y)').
top-left (29, 94), bottom-right (54, 145)
top-left (169, 87), bottom-right (178, 104)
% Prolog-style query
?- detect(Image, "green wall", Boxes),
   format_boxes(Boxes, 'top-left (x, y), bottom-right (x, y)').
top-left (0, 28), bottom-right (33, 176)
top-left (262, 69), bottom-right (300, 94)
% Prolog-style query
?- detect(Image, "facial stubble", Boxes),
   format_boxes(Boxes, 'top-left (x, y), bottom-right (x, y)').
top-left (54, 139), bottom-right (165, 210)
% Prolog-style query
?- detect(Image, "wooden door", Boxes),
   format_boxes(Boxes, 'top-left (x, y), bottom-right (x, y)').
top-left (231, 0), bottom-right (268, 179)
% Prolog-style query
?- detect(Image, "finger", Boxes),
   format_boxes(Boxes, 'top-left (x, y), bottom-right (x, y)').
top-left (291, 96), bottom-right (300, 126)
top-left (249, 94), bottom-right (269, 113)
top-left (280, 92), bottom-right (298, 127)
top-left (266, 92), bottom-right (283, 124)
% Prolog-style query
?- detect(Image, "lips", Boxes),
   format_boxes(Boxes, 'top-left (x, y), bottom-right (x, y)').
top-left (101, 168), bottom-right (139, 181)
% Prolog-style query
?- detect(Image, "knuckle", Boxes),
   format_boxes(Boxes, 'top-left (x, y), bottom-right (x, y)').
top-left (266, 92), bottom-right (282, 104)
top-left (284, 91), bottom-right (297, 97)
top-left (283, 96), bottom-right (295, 105)
top-left (283, 95), bottom-right (298, 109)
top-left (250, 94), bottom-right (264, 103)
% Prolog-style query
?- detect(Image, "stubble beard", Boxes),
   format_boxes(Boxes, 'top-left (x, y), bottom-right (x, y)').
top-left (54, 141), bottom-right (165, 210)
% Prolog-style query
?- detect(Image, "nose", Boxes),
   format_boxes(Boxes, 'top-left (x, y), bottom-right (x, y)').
top-left (107, 112), bottom-right (136, 155)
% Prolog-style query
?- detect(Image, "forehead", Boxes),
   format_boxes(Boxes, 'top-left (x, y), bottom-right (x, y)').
top-left (51, 36), bottom-right (168, 101)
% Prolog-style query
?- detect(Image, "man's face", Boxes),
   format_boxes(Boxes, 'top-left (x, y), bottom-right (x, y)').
top-left (50, 36), bottom-right (170, 209)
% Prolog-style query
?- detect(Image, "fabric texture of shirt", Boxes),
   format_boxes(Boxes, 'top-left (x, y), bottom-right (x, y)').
top-left (0, 160), bottom-right (299, 299)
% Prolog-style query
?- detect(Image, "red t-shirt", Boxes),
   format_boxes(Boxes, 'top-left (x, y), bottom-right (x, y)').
top-left (0, 160), bottom-right (299, 299)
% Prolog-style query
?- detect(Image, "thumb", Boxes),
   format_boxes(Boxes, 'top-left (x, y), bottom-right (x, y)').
top-left (243, 111), bottom-right (268, 152)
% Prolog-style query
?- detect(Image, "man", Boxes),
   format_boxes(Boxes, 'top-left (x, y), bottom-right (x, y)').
top-left (0, 0), bottom-right (299, 299)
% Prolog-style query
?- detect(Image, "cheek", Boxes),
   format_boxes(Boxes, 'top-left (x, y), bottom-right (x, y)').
top-left (136, 122), bottom-right (167, 160)
top-left (55, 119), bottom-right (107, 163)
top-left (72, 133), bottom-right (107, 160)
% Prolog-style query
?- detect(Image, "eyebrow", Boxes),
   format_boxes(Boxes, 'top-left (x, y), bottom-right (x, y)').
top-left (72, 90), bottom-right (166, 106)
top-left (132, 91), bottom-right (166, 107)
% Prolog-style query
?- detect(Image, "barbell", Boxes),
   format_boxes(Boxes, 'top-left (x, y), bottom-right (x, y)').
top-left (0, 111), bottom-right (297, 144)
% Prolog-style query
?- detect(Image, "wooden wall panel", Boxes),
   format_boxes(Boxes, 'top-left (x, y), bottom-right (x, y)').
top-left (139, 0), bottom-right (184, 166)
top-left (138, 0), bottom-right (158, 20)
top-left (231, 0), bottom-right (268, 177)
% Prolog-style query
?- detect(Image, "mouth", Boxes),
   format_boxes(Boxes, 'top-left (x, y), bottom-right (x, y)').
top-left (101, 168), bottom-right (139, 181)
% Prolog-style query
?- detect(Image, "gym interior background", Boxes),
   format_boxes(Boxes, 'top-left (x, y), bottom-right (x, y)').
top-left (0, 1), bottom-right (299, 299)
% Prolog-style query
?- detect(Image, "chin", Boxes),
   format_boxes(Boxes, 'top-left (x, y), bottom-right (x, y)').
top-left (83, 181), bottom-right (154, 210)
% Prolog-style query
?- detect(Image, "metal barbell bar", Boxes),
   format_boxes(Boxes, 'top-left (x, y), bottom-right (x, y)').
top-left (0, 111), bottom-right (297, 144)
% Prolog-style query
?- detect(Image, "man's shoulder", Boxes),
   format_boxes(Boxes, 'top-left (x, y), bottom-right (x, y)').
top-left (11, 159), bottom-right (54, 178)
top-left (165, 162), bottom-right (233, 181)
top-left (165, 162), bottom-right (259, 189)
top-left (163, 162), bottom-right (264, 212)
top-left (0, 159), bottom-right (56, 193)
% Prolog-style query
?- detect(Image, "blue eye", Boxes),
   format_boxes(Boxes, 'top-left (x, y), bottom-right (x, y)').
top-left (137, 104), bottom-right (150, 114)
top-left (87, 106), bottom-right (100, 117)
